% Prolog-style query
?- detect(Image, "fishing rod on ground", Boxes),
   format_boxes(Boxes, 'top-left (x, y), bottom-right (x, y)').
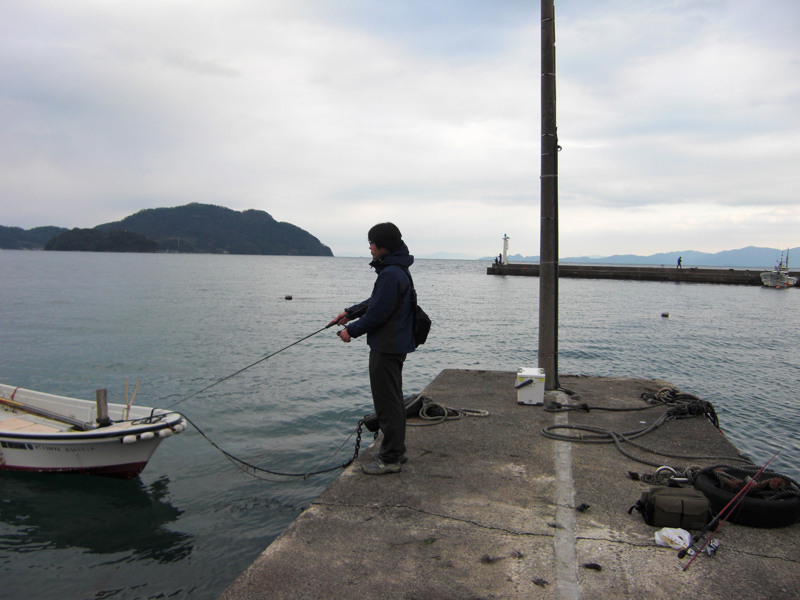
top-left (679, 452), bottom-right (779, 569)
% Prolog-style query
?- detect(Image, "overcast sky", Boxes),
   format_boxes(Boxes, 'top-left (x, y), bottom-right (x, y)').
top-left (2, 1), bottom-right (798, 258)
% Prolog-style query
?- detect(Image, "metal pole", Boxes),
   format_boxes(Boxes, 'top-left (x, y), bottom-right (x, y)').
top-left (95, 388), bottom-right (111, 427)
top-left (539, 0), bottom-right (559, 390)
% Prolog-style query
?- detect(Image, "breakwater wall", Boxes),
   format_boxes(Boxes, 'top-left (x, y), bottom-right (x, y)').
top-left (487, 263), bottom-right (799, 286)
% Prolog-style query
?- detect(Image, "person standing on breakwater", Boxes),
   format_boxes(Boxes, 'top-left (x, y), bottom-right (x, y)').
top-left (328, 223), bottom-right (416, 475)
top-left (677, 256), bottom-right (683, 269)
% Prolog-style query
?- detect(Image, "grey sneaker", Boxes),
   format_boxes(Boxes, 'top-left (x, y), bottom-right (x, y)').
top-left (363, 458), bottom-right (401, 475)
top-left (374, 454), bottom-right (408, 464)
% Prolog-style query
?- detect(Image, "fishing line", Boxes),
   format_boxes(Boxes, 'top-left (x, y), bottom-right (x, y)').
top-left (156, 321), bottom-right (373, 481)
top-left (165, 322), bottom-right (335, 410)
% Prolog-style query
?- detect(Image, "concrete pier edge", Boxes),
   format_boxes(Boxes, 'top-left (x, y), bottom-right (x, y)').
top-left (218, 369), bottom-right (800, 600)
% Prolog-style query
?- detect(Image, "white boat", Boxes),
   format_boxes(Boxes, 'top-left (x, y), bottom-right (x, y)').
top-left (760, 250), bottom-right (798, 288)
top-left (0, 384), bottom-right (186, 479)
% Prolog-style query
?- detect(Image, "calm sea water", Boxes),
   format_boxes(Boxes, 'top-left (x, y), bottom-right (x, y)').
top-left (1, 251), bottom-right (798, 599)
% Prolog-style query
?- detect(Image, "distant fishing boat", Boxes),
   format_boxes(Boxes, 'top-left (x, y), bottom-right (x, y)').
top-left (760, 250), bottom-right (798, 288)
top-left (0, 384), bottom-right (186, 479)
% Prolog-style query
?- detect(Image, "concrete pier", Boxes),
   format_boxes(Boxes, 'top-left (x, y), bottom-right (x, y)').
top-left (487, 263), bottom-right (800, 286)
top-left (219, 370), bottom-right (799, 600)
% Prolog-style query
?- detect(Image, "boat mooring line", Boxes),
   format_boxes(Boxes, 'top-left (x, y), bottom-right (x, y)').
top-left (552, 392), bottom-right (580, 600)
top-left (179, 412), bottom-right (366, 482)
top-left (154, 321), bottom-right (370, 481)
top-left (166, 323), bottom-right (334, 409)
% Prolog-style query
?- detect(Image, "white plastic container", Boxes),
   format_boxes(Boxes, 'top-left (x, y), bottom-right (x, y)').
top-left (516, 367), bottom-right (546, 405)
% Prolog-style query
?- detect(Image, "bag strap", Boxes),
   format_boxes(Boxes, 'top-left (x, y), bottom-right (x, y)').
top-left (394, 265), bottom-right (419, 309)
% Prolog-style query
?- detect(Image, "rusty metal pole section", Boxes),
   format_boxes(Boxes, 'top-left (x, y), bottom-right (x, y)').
top-left (538, 0), bottom-right (559, 390)
top-left (95, 388), bottom-right (111, 427)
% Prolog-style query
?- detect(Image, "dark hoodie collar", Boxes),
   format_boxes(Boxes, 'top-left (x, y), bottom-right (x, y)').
top-left (370, 241), bottom-right (414, 271)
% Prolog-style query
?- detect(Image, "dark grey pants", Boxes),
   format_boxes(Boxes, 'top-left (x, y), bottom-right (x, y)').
top-left (368, 350), bottom-right (407, 463)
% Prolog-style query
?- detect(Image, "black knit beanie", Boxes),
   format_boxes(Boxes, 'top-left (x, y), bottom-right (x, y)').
top-left (368, 222), bottom-right (403, 252)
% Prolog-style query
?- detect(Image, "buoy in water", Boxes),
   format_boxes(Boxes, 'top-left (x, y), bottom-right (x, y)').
top-left (661, 312), bottom-right (669, 318)
top-left (285, 295), bottom-right (293, 300)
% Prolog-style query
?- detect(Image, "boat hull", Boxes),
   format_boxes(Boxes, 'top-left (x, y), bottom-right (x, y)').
top-left (760, 271), bottom-right (798, 287)
top-left (761, 250), bottom-right (797, 287)
top-left (0, 435), bottom-right (164, 479)
top-left (0, 384), bottom-right (185, 479)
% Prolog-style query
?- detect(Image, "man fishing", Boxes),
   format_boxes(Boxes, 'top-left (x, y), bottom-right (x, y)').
top-left (328, 222), bottom-right (415, 475)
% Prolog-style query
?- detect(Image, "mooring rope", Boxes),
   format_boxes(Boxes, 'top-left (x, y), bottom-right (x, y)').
top-left (152, 324), bottom-right (490, 480)
top-left (180, 392), bottom-right (490, 480)
top-left (407, 396), bottom-right (490, 426)
top-left (180, 412), bottom-right (366, 482)
top-left (540, 387), bottom-right (751, 472)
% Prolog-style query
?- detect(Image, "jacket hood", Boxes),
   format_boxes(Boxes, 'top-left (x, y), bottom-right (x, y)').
top-left (371, 241), bottom-right (414, 270)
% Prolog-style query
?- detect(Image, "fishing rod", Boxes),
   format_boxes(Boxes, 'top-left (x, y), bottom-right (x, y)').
top-left (679, 452), bottom-right (779, 569)
top-left (151, 320), bottom-right (373, 481)
top-left (166, 322), bottom-right (336, 409)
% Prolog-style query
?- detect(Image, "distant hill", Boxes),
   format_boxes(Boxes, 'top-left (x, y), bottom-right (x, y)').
top-left (0, 225), bottom-right (68, 249)
top-left (45, 229), bottom-right (159, 253)
top-left (94, 203), bottom-right (333, 256)
top-left (483, 246), bottom-right (800, 269)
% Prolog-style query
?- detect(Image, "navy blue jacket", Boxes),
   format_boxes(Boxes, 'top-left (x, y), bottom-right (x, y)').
top-left (345, 243), bottom-right (415, 354)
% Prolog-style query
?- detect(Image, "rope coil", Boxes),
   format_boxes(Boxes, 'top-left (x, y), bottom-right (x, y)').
top-left (409, 395), bottom-right (489, 426)
top-left (540, 386), bottom-right (748, 472)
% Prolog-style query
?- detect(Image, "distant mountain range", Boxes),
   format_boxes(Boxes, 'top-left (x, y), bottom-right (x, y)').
top-left (2, 204), bottom-right (333, 256)
top-left (482, 246), bottom-right (800, 269)
top-left (2, 211), bottom-right (795, 266)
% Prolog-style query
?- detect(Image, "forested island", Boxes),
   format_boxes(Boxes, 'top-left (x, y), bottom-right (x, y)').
top-left (45, 229), bottom-right (159, 252)
top-left (1, 204), bottom-right (333, 256)
top-left (0, 225), bottom-right (68, 250)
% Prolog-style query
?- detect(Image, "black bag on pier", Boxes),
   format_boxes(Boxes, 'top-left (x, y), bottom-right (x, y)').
top-left (628, 487), bottom-right (710, 529)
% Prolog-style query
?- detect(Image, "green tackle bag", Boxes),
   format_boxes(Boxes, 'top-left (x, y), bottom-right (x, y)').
top-left (628, 487), bottom-right (710, 530)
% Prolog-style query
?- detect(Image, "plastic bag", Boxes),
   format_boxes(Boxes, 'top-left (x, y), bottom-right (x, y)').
top-left (654, 527), bottom-right (692, 550)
